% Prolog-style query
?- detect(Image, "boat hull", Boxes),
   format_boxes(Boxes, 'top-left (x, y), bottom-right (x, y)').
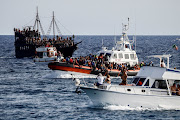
top-left (48, 62), bottom-right (139, 76)
top-left (80, 86), bottom-right (180, 109)
top-left (48, 62), bottom-right (92, 74)
top-left (33, 57), bottom-right (57, 62)
top-left (14, 41), bottom-right (78, 58)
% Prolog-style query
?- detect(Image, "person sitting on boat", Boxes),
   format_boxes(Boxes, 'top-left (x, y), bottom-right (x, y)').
top-left (66, 56), bottom-right (70, 64)
top-left (118, 64), bottom-right (122, 71)
top-left (91, 61), bottom-right (96, 71)
top-left (57, 51), bottom-right (62, 60)
top-left (149, 61), bottom-right (154, 66)
top-left (69, 57), bottom-right (73, 64)
top-left (177, 84), bottom-right (180, 96)
top-left (140, 61), bottom-right (144, 67)
top-left (78, 57), bottom-right (84, 68)
top-left (170, 83), bottom-right (177, 95)
top-left (95, 73), bottom-right (104, 87)
top-left (160, 59), bottom-right (166, 68)
top-left (119, 69), bottom-right (127, 85)
top-left (74, 58), bottom-right (79, 65)
top-left (104, 75), bottom-right (111, 84)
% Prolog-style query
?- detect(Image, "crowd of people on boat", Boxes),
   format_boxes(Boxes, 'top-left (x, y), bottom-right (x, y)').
top-left (61, 53), bottom-right (139, 72)
top-left (14, 28), bottom-right (74, 48)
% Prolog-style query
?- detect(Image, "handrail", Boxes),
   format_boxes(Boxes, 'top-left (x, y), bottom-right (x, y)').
top-left (166, 79), bottom-right (171, 96)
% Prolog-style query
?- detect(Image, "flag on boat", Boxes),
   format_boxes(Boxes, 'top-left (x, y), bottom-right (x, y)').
top-left (173, 44), bottom-right (178, 50)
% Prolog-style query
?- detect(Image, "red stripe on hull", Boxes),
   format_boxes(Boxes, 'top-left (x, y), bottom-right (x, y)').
top-left (49, 65), bottom-right (92, 74)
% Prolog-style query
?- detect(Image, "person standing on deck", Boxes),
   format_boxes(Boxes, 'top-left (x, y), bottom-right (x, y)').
top-left (160, 59), bottom-right (166, 68)
top-left (119, 69), bottom-right (127, 85)
top-left (95, 73), bottom-right (104, 87)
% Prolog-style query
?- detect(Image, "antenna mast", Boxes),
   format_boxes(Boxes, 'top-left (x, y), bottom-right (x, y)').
top-left (135, 17), bottom-right (137, 52)
top-left (114, 26), bottom-right (116, 47)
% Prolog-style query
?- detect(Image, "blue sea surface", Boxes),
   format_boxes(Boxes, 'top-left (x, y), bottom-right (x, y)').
top-left (1, 35), bottom-right (180, 119)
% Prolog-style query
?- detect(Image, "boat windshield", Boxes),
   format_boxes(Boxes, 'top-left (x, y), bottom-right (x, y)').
top-left (151, 80), bottom-right (167, 89)
top-left (136, 78), bottom-right (146, 86)
top-left (132, 77), bottom-right (146, 86)
top-left (100, 53), bottom-right (104, 56)
top-left (37, 52), bottom-right (43, 58)
top-left (132, 77), bottom-right (139, 84)
top-left (105, 53), bottom-right (111, 57)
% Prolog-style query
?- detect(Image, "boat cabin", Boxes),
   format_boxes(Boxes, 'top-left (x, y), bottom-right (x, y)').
top-left (98, 48), bottom-right (138, 67)
top-left (34, 46), bottom-right (57, 62)
top-left (130, 66), bottom-right (180, 95)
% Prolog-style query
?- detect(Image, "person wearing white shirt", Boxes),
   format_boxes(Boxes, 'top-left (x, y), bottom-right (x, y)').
top-left (96, 73), bottom-right (104, 86)
top-left (161, 59), bottom-right (166, 68)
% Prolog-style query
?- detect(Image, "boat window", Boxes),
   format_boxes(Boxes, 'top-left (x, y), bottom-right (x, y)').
top-left (151, 80), bottom-right (167, 89)
top-left (43, 52), bottom-right (47, 56)
top-left (136, 78), bottom-right (146, 86)
top-left (112, 53), bottom-right (117, 59)
top-left (132, 77), bottom-right (139, 85)
top-left (37, 52), bottom-right (43, 58)
top-left (104, 53), bottom-right (111, 61)
top-left (174, 80), bottom-right (180, 85)
top-left (100, 53), bottom-right (104, 56)
top-left (118, 53), bottom-right (123, 58)
top-left (125, 54), bottom-right (129, 59)
top-left (130, 54), bottom-right (135, 60)
top-left (105, 53), bottom-right (111, 57)
top-left (144, 79), bottom-right (149, 86)
top-left (125, 44), bottom-right (130, 48)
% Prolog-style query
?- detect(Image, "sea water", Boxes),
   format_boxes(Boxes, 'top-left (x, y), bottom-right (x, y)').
top-left (1, 35), bottom-right (180, 119)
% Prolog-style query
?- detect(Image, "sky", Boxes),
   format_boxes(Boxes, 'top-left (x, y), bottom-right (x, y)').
top-left (0, 0), bottom-right (180, 35)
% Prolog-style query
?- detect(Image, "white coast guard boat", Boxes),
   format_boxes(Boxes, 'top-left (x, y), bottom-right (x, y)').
top-left (33, 46), bottom-right (58, 62)
top-left (98, 18), bottom-right (138, 67)
top-left (78, 54), bottom-right (180, 109)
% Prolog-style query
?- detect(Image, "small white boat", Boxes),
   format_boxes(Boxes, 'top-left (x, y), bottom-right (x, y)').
top-left (78, 55), bottom-right (180, 109)
top-left (98, 18), bottom-right (138, 67)
top-left (33, 46), bottom-right (59, 62)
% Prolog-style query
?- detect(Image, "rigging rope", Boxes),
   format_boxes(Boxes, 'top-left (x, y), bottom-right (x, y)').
top-left (23, 17), bottom-right (36, 27)
top-left (56, 18), bottom-right (73, 35)
top-left (54, 20), bottom-right (62, 36)
top-left (39, 20), bottom-right (45, 36)
top-left (46, 20), bottom-right (53, 35)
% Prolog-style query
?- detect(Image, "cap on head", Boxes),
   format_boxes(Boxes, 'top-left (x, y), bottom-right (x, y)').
top-left (98, 73), bottom-right (102, 76)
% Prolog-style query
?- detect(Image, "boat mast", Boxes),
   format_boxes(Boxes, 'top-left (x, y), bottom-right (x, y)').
top-left (121, 18), bottom-right (130, 50)
top-left (33, 7), bottom-right (45, 37)
top-left (46, 11), bottom-right (62, 38)
top-left (33, 7), bottom-right (40, 31)
top-left (52, 11), bottom-right (55, 39)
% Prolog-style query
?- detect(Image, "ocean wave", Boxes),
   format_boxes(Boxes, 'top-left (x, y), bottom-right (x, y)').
top-left (44, 71), bottom-right (98, 79)
top-left (91, 104), bottom-right (180, 111)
